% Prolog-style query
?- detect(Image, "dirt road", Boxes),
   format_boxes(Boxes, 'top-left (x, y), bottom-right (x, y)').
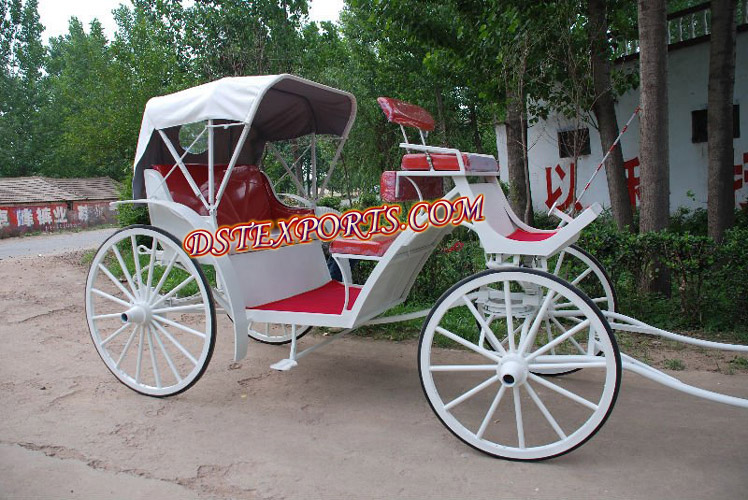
top-left (1, 251), bottom-right (747, 499)
top-left (0, 228), bottom-right (115, 259)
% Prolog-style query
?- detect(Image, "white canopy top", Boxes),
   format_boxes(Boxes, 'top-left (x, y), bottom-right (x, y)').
top-left (132, 74), bottom-right (357, 199)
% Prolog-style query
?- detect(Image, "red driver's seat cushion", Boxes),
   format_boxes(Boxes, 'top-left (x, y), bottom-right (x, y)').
top-left (400, 153), bottom-right (499, 172)
top-left (152, 164), bottom-right (313, 227)
top-left (329, 232), bottom-right (400, 257)
top-left (506, 229), bottom-right (556, 242)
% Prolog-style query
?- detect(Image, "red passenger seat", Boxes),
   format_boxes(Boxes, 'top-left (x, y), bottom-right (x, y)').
top-left (151, 164), bottom-right (313, 227)
top-left (253, 281), bottom-right (362, 314)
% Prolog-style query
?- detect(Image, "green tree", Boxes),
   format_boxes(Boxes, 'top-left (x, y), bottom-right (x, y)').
top-left (0, 0), bottom-right (45, 177)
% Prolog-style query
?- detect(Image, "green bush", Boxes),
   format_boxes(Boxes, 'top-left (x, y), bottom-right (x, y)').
top-left (318, 195), bottom-right (342, 211)
top-left (355, 192), bottom-right (380, 210)
top-left (573, 206), bottom-right (748, 333)
top-left (401, 205), bottom-right (748, 334)
top-left (116, 172), bottom-right (149, 227)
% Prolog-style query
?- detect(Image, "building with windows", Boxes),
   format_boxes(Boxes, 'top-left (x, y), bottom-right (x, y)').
top-left (495, 4), bottom-right (748, 214)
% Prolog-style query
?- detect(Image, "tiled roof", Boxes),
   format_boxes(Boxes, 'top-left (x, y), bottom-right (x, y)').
top-left (0, 176), bottom-right (120, 204)
top-left (44, 177), bottom-right (121, 201)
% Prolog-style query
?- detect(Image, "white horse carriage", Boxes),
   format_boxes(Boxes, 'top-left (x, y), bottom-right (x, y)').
top-left (85, 74), bottom-right (748, 461)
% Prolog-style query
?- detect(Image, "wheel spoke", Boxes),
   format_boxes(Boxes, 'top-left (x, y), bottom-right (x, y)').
top-left (134, 326), bottom-right (145, 384)
top-left (152, 320), bottom-right (199, 366)
top-left (131, 235), bottom-right (144, 292)
top-left (525, 382), bottom-right (566, 439)
top-left (91, 288), bottom-right (131, 308)
top-left (513, 387), bottom-right (525, 449)
top-left (434, 327), bottom-right (501, 363)
top-left (476, 384), bottom-right (507, 439)
top-left (151, 326), bottom-right (182, 382)
top-left (98, 264), bottom-right (135, 302)
top-left (544, 319), bottom-right (556, 355)
top-left (151, 304), bottom-right (206, 314)
top-left (550, 317), bottom-right (587, 354)
top-left (100, 322), bottom-right (130, 347)
top-left (503, 281), bottom-right (515, 351)
top-left (444, 374), bottom-right (501, 411)
top-left (145, 238), bottom-right (158, 301)
top-left (93, 312), bottom-right (126, 321)
top-left (518, 289), bottom-right (557, 355)
top-left (528, 373), bottom-right (598, 411)
top-left (430, 364), bottom-right (497, 372)
top-left (525, 319), bottom-right (591, 362)
top-left (115, 326), bottom-right (138, 368)
top-left (531, 354), bottom-right (602, 364)
top-left (553, 250), bottom-right (566, 276)
top-left (151, 253), bottom-right (178, 299)
top-left (150, 275), bottom-right (195, 308)
top-left (528, 361), bottom-right (607, 371)
top-left (462, 296), bottom-right (506, 355)
top-left (153, 314), bottom-right (207, 339)
top-left (112, 245), bottom-right (137, 297)
top-left (147, 326), bottom-right (161, 389)
top-left (570, 267), bottom-right (593, 287)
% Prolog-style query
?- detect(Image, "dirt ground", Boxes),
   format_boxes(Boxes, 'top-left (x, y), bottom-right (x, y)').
top-left (1, 250), bottom-right (748, 500)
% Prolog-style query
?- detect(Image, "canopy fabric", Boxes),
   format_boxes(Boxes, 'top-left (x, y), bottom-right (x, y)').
top-left (132, 74), bottom-right (356, 199)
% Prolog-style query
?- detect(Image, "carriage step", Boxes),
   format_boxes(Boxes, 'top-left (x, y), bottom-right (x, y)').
top-left (270, 358), bottom-right (298, 371)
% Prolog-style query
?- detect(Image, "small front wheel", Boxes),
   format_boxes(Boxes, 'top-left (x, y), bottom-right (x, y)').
top-left (418, 268), bottom-right (620, 461)
top-left (85, 225), bottom-right (216, 397)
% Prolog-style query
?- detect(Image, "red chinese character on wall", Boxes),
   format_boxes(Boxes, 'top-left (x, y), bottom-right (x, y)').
top-left (734, 152), bottom-right (748, 209)
top-left (623, 157), bottom-right (641, 207)
top-left (544, 162), bottom-right (582, 212)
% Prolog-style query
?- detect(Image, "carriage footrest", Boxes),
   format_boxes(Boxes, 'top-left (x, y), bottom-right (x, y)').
top-left (270, 358), bottom-right (298, 371)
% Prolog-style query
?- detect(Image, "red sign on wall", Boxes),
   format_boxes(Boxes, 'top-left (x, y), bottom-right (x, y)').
top-left (0, 201), bottom-right (116, 238)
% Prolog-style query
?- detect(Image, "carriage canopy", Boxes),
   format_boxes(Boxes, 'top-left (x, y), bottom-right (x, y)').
top-left (132, 74), bottom-right (357, 199)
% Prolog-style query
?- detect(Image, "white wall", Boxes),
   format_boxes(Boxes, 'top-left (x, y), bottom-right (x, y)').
top-left (496, 30), bottom-right (748, 214)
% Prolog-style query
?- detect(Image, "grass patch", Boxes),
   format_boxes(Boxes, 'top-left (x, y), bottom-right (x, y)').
top-left (729, 356), bottom-right (748, 371)
top-left (663, 358), bottom-right (686, 371)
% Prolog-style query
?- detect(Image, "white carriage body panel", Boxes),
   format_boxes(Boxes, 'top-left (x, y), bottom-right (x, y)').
top-left (231, 242), bottom-right (331, 308)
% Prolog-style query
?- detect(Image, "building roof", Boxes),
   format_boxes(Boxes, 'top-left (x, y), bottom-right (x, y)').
top-left (0, 176), bottom-right (120, 205)
top-left (44, 177), bottom-right (121, 201)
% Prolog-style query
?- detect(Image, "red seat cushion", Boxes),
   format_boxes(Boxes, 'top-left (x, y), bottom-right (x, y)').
top-left (401, 153), bottom-right (498, 172)
top-left (507, 229), bottom-right (556, 242)
top-left (152, 164), bottom-right (312, 227)
top-left (401, 153), bottom-right (465, 171)
top-left (330, 232), bottom-right (399, 257)
top-left (252, 281), bottom-right (361, 314)
top-left (380, 171), bottom-right (444, 202)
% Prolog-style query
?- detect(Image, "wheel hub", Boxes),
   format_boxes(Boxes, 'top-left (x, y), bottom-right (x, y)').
top-left (498, 354), bottom-right (528, 387)
top-left (121, 303), bottom-right (151, 325)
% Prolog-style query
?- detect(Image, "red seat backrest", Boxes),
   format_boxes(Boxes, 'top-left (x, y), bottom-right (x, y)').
top-left (377, 97), bottom-right (435, 132)
top-left (151, 164), bottom-right (312, 227)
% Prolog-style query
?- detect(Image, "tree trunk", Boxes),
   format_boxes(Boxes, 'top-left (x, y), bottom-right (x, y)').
top-left (469, 102), bottom-right (483, 153)
top-left (505, 85), bottom-right (532, 224)
top-left (637, 0), bottom-right (670, 293)
top-left (434, 86), bottom-right (448, 145)
top-left (707, 0), bottom-right (737, 243)
top-left (589, 0), bottom-right (634, 232)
